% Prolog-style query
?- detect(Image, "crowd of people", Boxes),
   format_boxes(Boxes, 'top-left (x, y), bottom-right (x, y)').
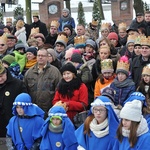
top-left (0, 7), bottom-right (150, 150)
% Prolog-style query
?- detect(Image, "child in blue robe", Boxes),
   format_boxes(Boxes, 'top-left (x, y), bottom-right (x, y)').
top-left (6, 93), bottom-right (45, 150)
top-left (40, 105), bottom-right (78, 150)
top-left (75, 96), bottom-right (119, 150)
top-left (113, 99), bottom-right (150, 150)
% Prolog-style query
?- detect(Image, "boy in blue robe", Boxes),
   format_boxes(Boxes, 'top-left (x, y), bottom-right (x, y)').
top-left (40, 105), bottom-right (78, 150)
top-left (6, 93), bottom-right (45, 150)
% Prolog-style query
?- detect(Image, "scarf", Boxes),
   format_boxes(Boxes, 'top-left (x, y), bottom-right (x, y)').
top-left (25, 58), bottom-right (37, 69)
top-left (90, 118), bottom-right (109, 138)
top-left (61, 14), bottom-right (71, 22)
top-left (122, 116), bottom-right (149, 137)
top-left (113, 78), bottom-right (135, 88)
top-left (49, 123), bottom-right (63, 133)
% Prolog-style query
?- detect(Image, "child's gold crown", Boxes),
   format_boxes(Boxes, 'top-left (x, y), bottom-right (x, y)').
top-left (101, 59), bottom-right (114, 73)
top-left (56, 33), bottom-right (68, 45)
top-left (91, 19), bottom-right (98, 26)
top-left (74, 36), bottom-right (86, 45)
top-left (0, 34), bottom-right (7, 43)
top-left (142, 64), bottom-right (150, 76)
top-left (6, 18), bottom-right (12, 23)
top-left (118, 22), bottom-right (127, 30)
top-left (51, 20), bottom-right (60, 28)
top-left (134, 36), bottom-right (141, 45)
top-left (117, 56), bottom-right (129, 73)
top-left (30, 27), bottom-right (39, 35)
top-left (100, 23), bottom-right (109, 31)
top-left (127, 35), bottom-right (136, 41)
top-left (140, 36), bottom-right (150, 46)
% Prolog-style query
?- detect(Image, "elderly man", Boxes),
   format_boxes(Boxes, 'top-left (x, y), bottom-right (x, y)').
top-left (76, 24), bottom-right (86, 36)
top-left (24, 49), bottom-right (62, 118)
top-left (0, 60), bottom-right (27, 137)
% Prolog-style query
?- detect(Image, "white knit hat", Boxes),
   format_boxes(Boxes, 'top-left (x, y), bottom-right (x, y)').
top-left (120, 100), bottom-right (142, 122)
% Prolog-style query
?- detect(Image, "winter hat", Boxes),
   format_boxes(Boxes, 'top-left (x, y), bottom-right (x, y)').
top-left (101, 59), bottom-right (114, 74)
top-left (126, 35), bottom-right (136, 46)
top-left (120, 100), bottom-right (142, 122)
top-left (107, 32), bottom-right (118, 41)
top-left (126, 27), bottom-right (139, 34)
top-left (34, 33), bottom-right (45, 42)
top-left (60, 62), bottom-right (77, 75)
top-left (63, 24), bottom-right (73, 34)
top-left (0, 29), bottom-right (4, 36)
top-left (62, 8), bottom-right (70, 14)
top-left (47, 48), bottom-right (56, 61)
top-left (15, 41), bottom-right (26, 50)
top-left (71, 53), bottom-right (82, 64)
top-left (65, 48), bottom-right (74, 60)
top-left (116, 56), bottom-right (129, 76)
top-left (12, 93), bottom-right (45, 117)
top-left (2, 54), bottom-right (15, 66)
top-left (124, 92), bottom-right (146, 107)
top-left (26, 47), bottom-right (37, 56)
top-left (101, 87), bottom-right (115, 102)
top-left (85, 39), bottom-right (96, 49)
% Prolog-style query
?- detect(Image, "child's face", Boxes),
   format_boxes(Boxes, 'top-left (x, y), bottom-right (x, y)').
top-left (85, 44), bottom-right (94, 53)
top-left (117, 72), bottom-right (127, 82)
top-left (99, 48), bottom-right (110, 60)
top-left (78, 47), bottom-right (85, 54)
top-left (16, 105), bottom-right (24, 116)
top-left (127, 43), bottom-right (134, 53)
top-left (103, 72), bottom-right (113, 80)
top-left (18, 48), bottom-right (25, 54)
top-left (134, 45), bottom-right (141, 56)
top-left (51, 118), bottom-right (62, 126)
top-left (122, 118), bottom-right (131, 130)
top-left (93, 106), bottom-right (107, 124)
top-left (143, 74), bottom-right (150, 84)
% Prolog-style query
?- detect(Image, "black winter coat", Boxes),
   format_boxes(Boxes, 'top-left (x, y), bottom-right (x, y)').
top-left (0, 69), bottom-right (27, 137)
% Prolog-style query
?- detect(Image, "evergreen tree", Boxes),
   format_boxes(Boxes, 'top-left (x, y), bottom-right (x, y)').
top-left (144, 2), bottom-right (150, 11)
top-left (134, 0), bottom-right (144, 14)
top-left (13, 4), bottom-right (24, 21)
top-left (0, 8), bottom-right (3, 24)
top-left (77, 2), bottom-right (86, 26)
top-left (92, 0), bottom-right (101, 27)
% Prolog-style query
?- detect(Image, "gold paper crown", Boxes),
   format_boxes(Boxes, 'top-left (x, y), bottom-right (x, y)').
top-left (100, 23), bottom-right (109, 31)
top-left (56, 33), bottom-right (68, 46)
top-left (32, 12), bottom-right (39, 17)
top-left (118, 22), bottom-right (127, 30)
top-left (74, 36), bottom-right (86, 45)
top-left (142, 64), bottom-right (150, 76)
top-left (0, 34), bottom-right (7, 44)
top-left (140, 36), bottom-right (150, 46)
top-left (16, 20), bottom-right (24, 28)
top-left (0, 60), bottom-right (5, 74)
top-left (30, 27), bottom-right (39, 35)
top-left (6, 18), bottom-right (12, 23)
top-left (117, 60), bottom-right (129, 73)
top-left (127, 35), bottom-right (136, 42)
top-left (91, 19), bottom-right (98, 26)
top-left (134, 36), bottom-right (141, 45)
top-left (101, 59), bottom-right (114, 73)
top-left (51, 20), bottom-right (60, 28)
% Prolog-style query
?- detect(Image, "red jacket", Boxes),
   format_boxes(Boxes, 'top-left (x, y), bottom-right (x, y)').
top-left (52, 83), bottom-right (88, 121)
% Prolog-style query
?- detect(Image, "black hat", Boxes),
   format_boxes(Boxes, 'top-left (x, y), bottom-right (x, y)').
top-left (26, 47), bottom-right (37, 56)
top-left (60, 62), bottom-right (77, 75)
top-left (101, 87), bottom-right (115, 102)
top-left (126, 27), bottom-right (138, 33)
top-left (71, 53), bottom-right (82, 64)
top-left (136, 13), bottom-right (144, 17)
top-left (63, 24), bottom-right (73, 33)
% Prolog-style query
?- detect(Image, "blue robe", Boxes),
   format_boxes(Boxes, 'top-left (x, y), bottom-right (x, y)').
top-left (7, 116), bottom-right (44, 150)
top-left (113, 131), bottom-right (150, 150)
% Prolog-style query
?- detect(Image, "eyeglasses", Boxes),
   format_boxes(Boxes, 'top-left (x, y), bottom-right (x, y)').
top-left (0, 44), bottom-right (5, 46)
top-left (37, 55), bottom-right (47, 57)
top-left (93, 108), bottom-right (106, 113)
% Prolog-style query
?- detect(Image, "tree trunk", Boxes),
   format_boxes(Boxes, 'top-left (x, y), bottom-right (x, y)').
top-left (25, 0), bottom-right (32, 24)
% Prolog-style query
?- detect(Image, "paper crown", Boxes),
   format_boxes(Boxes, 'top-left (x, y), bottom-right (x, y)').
top-left (32, 12), bottom-right (39, 17)
top-left (142, 64), bottom-right (150, 76)
top-left (127, 35), bottom-right (136, 42)
top-left (118, 22), bottom-right (127, 30)
top-left (0, 34), bottom-right (7, 43)
top-left (100, 23), bottom-right (109, 31)
top-left (0, 60), bottom-right (5, 74)
top-left (117, 56), bottom-right (129, 73)
top-left (16, 20), bottom-right (24, 28)
top-left (91, 19), bottom-right (98, 26)
top-left (56, 32), bottom-right (68, 46)
top-left (134, 36), bottom-right (141, 45)
top-left (6, 18), bottom-right (12, 23)
top-left (30, 27), bottom-right (39, 35)
top-left (51, 20), bottom-right (60, 28)
top-left (101, 59), bottom-right (114, 73)
top-left (74, 36), bottom-right (86, 45)
top-left (140, 36), bottom-right (150, 46)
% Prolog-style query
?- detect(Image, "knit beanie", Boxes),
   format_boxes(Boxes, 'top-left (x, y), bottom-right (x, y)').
top-left (116, 56), bottom-right (129, 76)
top-left (120, 100), bottom-right (142, 122)
top-left (107, 32), bottom-right (118, 41)
top-left (15, 41), bottom-right (26, 50)
top-left (60, 62), bottom-right (77, 75)
top-left (63, 24), bottom-right (73, 34)
top-left (62, 8), bottom-right (70, 14)
top-left (101, 87), bottom-right (115, 102)
top-left (2, 54), bottom-right (15, 66)
top-left (85, 39), bottom-right (96, 49)
top-left (34, 33), bottom-right (45, 42)
top-left (47, 48), bottom-right (56, 61)
top-left (0, 29), bottom-right (4, 36)
top-left (65, 48), bottom-right (74, 60)
top-left (26, 47), bottom-right (37, 56)
top-left (71, 53), bottom-right (82, 64)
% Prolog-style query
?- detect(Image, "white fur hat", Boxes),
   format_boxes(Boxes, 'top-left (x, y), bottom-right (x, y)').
top-left (120, 100), bottom-right (142, 122)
